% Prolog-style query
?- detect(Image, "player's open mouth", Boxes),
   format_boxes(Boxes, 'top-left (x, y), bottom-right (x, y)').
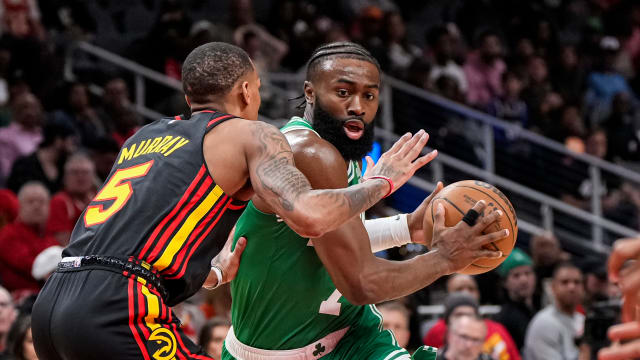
top-left (343, 119), bottom-right (365, 140)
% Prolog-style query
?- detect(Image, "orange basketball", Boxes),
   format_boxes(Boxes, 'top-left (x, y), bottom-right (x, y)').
top-left (423, 180), bottom-right (518, 275)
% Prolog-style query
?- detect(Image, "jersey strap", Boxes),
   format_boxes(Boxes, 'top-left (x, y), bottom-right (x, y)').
top-left (281, 116), bottom-right (320, 137)
top-left (201, 110), bottom-right (237, 133)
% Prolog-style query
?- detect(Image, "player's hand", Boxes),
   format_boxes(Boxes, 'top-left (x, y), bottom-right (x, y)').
top-left (206, 227), bottom-right (247, 288)
top-left (407, 181), bottom-right (444, 246)
top-left (428, 200), bottom-right (508, 274)
top-left (363, 130), bottom-right (438, 195)
top-left (599, 321), bottom-right (640, 360)
top-left (609, 238), bottom-right (640, 322)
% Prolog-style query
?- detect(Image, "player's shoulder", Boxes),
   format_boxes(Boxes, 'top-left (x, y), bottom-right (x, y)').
top-left (288, 130), bottom-right (343, 167)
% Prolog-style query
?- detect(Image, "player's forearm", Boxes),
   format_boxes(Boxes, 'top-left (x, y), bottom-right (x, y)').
top-left (285, 178), bottom-right (389, 238)
top-left (354, 250), bottom-right (451, 304)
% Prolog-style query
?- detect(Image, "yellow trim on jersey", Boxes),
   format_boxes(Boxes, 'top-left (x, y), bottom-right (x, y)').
top-left (153, 185), bottom-right (224, 271)
top-left (141, 285), bottom-right (160, 330)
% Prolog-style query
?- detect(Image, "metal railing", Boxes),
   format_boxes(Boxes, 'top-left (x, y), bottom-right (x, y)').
top-left (65, 41), bottom-right (640, 254)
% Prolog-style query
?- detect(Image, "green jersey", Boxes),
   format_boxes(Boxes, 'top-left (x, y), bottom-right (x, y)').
top-left (228, 117), bottom-right (384, 350)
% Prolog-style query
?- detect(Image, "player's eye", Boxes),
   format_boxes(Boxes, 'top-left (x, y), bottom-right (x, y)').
top-left (365, 93), bottom-right (375, 100)
top-left (337, 89), bottom-right (349, 97)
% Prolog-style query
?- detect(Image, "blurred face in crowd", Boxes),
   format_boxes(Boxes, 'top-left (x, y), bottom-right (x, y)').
top-left (560, 46), bottom-right (578, 69)
top-left (552, 267), bottom-right (584, 312)
top-left (586, 130), bottom-right (607, 159)
top-left (12, 92), bottom-right (43, 129)
top-left (0, 287), bottom-right (15, 335)
top-left (205, 324), bottom-right (229, 359)
top-left (379, 306), bottom-right (410, 348)
top-left (516, 38), bottom-right (534, 60)
top-left (447, 305), bottom-right (478, 325)
top-left (22, 327), bottom-right (37, 360)
top-left (531, 233), bottom-right (562, 267)
top-left (64, 155), bottom-right (96, 197)
top-left (446, 316), bottom-right (487, 360)
top-left (561, 106), bottom-right (585, 138)
top-left (505, 265), bottom-right (536, 302)
top-left (385, 13), bottom-right (406, 43)
top-left (69, 83), bottom-right (89, 112)
top-left (103, 79), bottom-right (130, 110)
top-left (528, 57), bottom-right (548, 84)
top-left (480, 34), bottom-right (502, 63)
top-left (18, 184), bottom-right (50, 228)
top-left (504, 73), bottom-right (523, 99)
top-left (612, 92), bottom-right (631, 115)
top-left (304, 57), bottom-right (379, 161)
top-left (447, 275), bottom-right (480, 301)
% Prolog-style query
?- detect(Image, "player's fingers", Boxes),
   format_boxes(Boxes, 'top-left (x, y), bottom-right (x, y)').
top-left (433, 202), bottom-right (446, 230)
top-left (397, 130), bottom-right (425, 158)
top-left (619, 263), bottom-right (640, 297)
top-left (456, 200), bottom-right (486, 229)
top-left (363, 156), bottom-right (375, 178)
top-left (474, 249), bottom-right (503, 259)
top-left (608, 321), bottom-right (640, 341)
top-left (404, 131), bottom-right (430, 161)
top-left (474, 229), bottom-right (509, 247)
top-left (610, 238), bottom-right (640, 282)
top-left (232, 237), bottom-right (247, 258)
top-left (385, 132), bottom-right (412, 156)
top-left (598, 340), bottom-right (640, 360)
top-left (472, 209), bottom-right (503, 233)
top-left (410, 150), bottom-right (438, 173)
top-left (425, 182), bottom-right (444, 203)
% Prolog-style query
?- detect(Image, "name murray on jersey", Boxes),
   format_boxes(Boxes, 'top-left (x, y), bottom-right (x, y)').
top-left (118, 135), bottom-right (190, 165)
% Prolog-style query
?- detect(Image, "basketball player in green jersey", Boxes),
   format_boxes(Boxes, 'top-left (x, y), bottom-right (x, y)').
top-left (222, 42), bottom-right (509, 360)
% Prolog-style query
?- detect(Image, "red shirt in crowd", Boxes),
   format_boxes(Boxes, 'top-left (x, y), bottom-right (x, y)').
top-left (424, 318), bottom-right (521, 360)
top-left (46, 191), bottom-right (85, 238)
top-left (0, 220), bottom-right (57, 293)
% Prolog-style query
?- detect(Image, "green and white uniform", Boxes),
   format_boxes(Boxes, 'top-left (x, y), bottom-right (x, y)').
top-left (221, 117), bottom-right (411, 360)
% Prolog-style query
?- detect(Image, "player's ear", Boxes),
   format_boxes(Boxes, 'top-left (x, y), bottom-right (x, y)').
top-left (241, 81), bottom-right (251, 105)
top-left (304, 81), bottom-right (315, 105)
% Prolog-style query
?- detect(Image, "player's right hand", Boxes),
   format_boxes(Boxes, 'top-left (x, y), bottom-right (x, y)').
top-left (428, 200), bottom-right (508, 274)
top-left (363, 130), bottom-right (437, 195)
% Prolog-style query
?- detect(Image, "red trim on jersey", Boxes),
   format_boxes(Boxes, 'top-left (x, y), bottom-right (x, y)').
top-left (137, 282), bottom-right (151, 339)
top-left (228, 202), bottom-right (246, 210)
top-left (172, 323), bottom-right (213, 360)
top-left (174, 115), bottom-right (182, 120)
top-left (146, 176), bottom-right (213, 263)
top-left (165, 197), bottom-right (231, 279)
top-left (207, 114), bottom-right (233, 127)
top-left (163, 195), bottom-right (228, 276)
top-left (139, 166), bottom-right (207, 260)
top-left (128, 279), bottom-right (151, 360)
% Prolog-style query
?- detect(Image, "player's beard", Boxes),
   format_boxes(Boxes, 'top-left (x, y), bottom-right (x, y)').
top-left (312, 98), bottom-right (374, 161)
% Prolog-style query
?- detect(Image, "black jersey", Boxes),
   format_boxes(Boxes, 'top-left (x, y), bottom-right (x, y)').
top-left (64, 110), bottom-right (248, 305)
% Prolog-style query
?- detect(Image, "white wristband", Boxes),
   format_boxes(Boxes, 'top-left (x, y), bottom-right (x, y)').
top-left (204, 265), bottom-right (223, 290)
top-left (364, 214), bottom-right (412, 253)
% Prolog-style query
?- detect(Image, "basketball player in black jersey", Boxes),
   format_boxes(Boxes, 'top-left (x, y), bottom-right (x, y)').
top-left (31, 42), bottom-right (434, 360)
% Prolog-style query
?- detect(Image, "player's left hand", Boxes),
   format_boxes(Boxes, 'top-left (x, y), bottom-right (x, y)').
top-left (599, 321), bottom-right (640, 360)
top-left (206, 227), bottom-right (247, 288)
top-left (407, 181), bottom-right (443, 247)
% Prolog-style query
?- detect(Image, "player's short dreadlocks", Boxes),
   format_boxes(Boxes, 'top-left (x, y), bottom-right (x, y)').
top-left (306, 42), bottom-right (381, 82)
top-left (182, 42), bottom-right (253, 103)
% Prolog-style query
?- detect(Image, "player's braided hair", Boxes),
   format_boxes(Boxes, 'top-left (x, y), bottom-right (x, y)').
top-left (293, 42), bottom-right (381, 108)
top-left (182, 42), bottom-right (253, 103)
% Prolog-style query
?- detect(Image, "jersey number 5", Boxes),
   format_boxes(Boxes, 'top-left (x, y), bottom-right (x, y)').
top-left (84, 160), bottom-right (154, 227)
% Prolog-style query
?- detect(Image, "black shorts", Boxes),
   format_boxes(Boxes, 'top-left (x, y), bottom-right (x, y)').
top-left (32, 268), bottom-right (213, 360)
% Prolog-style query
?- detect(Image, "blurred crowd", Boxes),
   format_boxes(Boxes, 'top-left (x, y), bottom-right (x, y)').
top-left (0, 0), bottom-right (638, 359)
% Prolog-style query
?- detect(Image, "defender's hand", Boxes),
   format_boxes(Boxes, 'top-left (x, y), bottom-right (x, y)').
top-left (428, 200), bottom-right (508, 274)
top-left (608, 238), bottom-right (640, 322)
top-left (363, 130), bottom-right (438, 196)
top-left (205, 227), bottom-right (247, 288)
top-left (599, 321), bottom-right (640, 360)
top-left (407, 181), bottom-right (444, 246)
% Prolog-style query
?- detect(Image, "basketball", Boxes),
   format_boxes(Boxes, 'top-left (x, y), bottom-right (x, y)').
top-left (423, 180), bottom-right (518, 275)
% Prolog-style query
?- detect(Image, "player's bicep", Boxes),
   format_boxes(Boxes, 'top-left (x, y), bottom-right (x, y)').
top-left (245, 121), bottom-right (312, 213)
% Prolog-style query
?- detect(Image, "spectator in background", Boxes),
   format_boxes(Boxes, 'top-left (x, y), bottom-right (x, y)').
top-left (521, 56), bottom-right (553, 127)
top-left (234, 18), bottom-right (289, 73)
top-left (0, 182), bottom-right (56, 294)
top-left (426, 25), bottom-right (467, 94)
top-left (51, 82), bottom-right (106, 148)
top-left (109, 106), bottom-right (140, 148)
top-left (7, 120), bottom-right (77, 194)
top-left (0, 0), bottom-right (44, 40)
top-left (551, 45), bottom-right (585, 104)
top-left (98, 77), bottom-right (130, 130)
top-left (0, 286), bottom-right (15, 354)
top-left (378, 301), bottom-right (411, 349)
top-left (585, 36), bottom-right (634, 126)
top-left (198, 317), bottom-right (230, 359)
top-left (524, 263), bottom-right (585, 360)
top-left (603, 91), bottom-right (640, 162)
top-left (46, 153), bottom-right (96, 245)
top-left (4, 315), bottom-right (36, 360)
top-left (424, 285), bottom-right (521, 360)
top-left (0, 92), bottom-right (43, 185)
top-left (380, 11), bottom-right (421, 78)
top-left (494, 249), bottom-right (539, 351)
top-left (0, 189), bottom-right (17, 231)
top-left (439, 316), bottom-right (492, 360)
top-left (464, 29), bottom-right (506, 109)
top-left (88, 137), bottom-right (119, 183)
top-left (487, 71), bottom-right (528, 143)
top-left (529, 233), bottom-right (568, 306)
